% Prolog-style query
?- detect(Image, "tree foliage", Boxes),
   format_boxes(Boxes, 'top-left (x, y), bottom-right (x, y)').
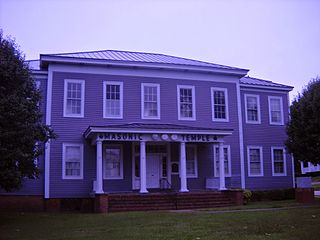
top-left (286, 77), bottom-right (320, 166)
top-left (0, 31), bottom-right (54, 191)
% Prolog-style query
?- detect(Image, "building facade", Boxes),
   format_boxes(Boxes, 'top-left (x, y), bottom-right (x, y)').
top-left (2, 50), bottom-right (294, 201)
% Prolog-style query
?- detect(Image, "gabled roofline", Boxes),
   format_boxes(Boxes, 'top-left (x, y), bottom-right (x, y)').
top-left (40, 55), bottom-right (249, 77)
top-left (240, 83), bottom-right (294, 92)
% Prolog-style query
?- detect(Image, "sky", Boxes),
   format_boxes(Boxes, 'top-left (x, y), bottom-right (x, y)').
top-left (0, 0), bottom-right (319, 101)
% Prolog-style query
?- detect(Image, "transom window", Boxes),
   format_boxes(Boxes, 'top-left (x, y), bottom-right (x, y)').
top-left (247, 146), bottom-right (263, 177)
top-left (211, 88), bottom-right (229, 121)
top-left (103, 145), bottom-right (123, 179)
top-left (141, 83), bottom-right (160, 119)
top-left (214, 145), bottom-right (231, 177)
top-left (62, 143), bottom-right (83, 179)
top-left (103, 81), bottom-right (123, 118)
top-left (272, 147), bottom-right (286, 176)
top-left (64, 79), bottom-right (85, 117)
top-left (245, 94), bottom-right (260, 124)
top-left (186, 145), bottom-right (198, 178)
top-left (268, 96), bottom-right (284, 125)
top-left (177, 85), bottom-right (196, 120)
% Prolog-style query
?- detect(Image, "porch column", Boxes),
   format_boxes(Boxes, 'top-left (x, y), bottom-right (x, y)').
top-left (96, 139), bottom-right (104, 194)
top-left (218, 141), bottom-right (226, 190)
top-left (179, 142), bottom-right (189, 192)
top-left (140, 141), bottom-right (148, 193)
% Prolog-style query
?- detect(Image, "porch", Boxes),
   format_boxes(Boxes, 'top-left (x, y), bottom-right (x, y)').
top-left (95, 190), bottom-right (244, 213)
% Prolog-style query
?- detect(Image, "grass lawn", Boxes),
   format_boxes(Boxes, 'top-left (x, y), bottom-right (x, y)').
top-left (1, 201), bottom-right (320, 240)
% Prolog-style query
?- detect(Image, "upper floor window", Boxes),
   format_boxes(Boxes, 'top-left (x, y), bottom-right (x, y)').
top-left (268, 96), bottom-right (284, 125)
top-left (245, 94), bottom-right (261, 124)
top-left (213, 145), bottom-right (231, 177)
top-left (211, 87), bottom-right (229, 122)
top-left (103, 81), bottom-right (123, 119)
top-left (177, 85), bottom-right (196, 120)
top-left (103, 145), bottom-right (123, 179)
top-left (141, 83), bottom-right (160, 119)
top-left (247, 146), bottom-right (263, 177)
top-left (62, 143), bottom-right (83, 179)
top-left (271, 147), bottom-right (286, 176)
top-left (64, 79), bottom-right (85, 118)
top-left (186, 145), bottom-right (198, 178)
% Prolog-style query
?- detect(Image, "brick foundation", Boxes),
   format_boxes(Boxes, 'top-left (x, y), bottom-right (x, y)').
top-left (0, 195), bottom-right (44, 212)
top-left (95, 194), bottom-right (109, 213)
top-left (295, 188), bottom-right (315, 204)
top-left (223, 190), bottom-right (244, 205)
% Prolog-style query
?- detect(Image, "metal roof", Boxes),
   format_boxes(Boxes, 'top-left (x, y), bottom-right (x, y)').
top-left (240, 76), bottom-right (293, 89)
top-left (42, 49), bottom-right (246, 71)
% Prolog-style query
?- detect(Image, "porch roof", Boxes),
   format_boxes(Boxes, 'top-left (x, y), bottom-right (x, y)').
top-left (84, 123), bottom-right (233, 140)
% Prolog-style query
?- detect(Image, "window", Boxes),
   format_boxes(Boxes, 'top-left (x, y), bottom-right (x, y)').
top-left (141, 83), bottom-right (160, 119)
top-left (103, 81), bottom-right (123, 118)
top-left (268, 96), bottom-right (284, 125)
top-left (272, 147), bottom-right (286, 176)
top-left (247, 146), bottom-right (263, 176)
top-left (103, 145), bottom-right (123, 179)
top-left (213, 145), bottom-right (231, 177)
top-left (245, 94), bottom-right (260, 124)
top-left (177, 85), bottom-right (196, 120)
top-left (64, 79), bottom-right (85, 117)
top-left (62, 144), bottom-right (83, 179)
top-left (186, 145), bottom-right (198, 178)
top-left (211, 88), bottom-right (229, 121)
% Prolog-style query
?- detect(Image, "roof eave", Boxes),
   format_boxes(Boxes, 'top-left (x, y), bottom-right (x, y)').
top-left (40, 55), bottom-right (249, 77)
top-left (240, 83), bottom-right (294, 91)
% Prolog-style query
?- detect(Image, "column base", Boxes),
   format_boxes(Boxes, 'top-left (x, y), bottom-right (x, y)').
top-left (140, 189), bottom-right (149, 194)
top-left (219, 187), bottom-right (227, 191)
top-left (179, 189), bottom-right (189, 193)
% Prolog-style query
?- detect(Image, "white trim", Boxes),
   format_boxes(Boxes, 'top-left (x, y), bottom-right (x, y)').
top-left (186, 144), bottom-right (198, 178)
top-left (240, 88), bottom-right (291, 94)
top-left (211, 87), bottom-right (229, 122)
top-left (103, 81), bottom-right (123, 119)
top-left (247, 146), bottom-right (264, 177)
top-left (244, 94), bottom-right (261, 124)
top-left (62, 143), bottom-right (84, 180)
top-left (103, 144), bottom-right (124, 180)
top-left (177, 85), bottom-right (196, 121)
top-left (236, 82), bottom-right (245, 189)
top-left (166, 143), bottom-right (172, 184)
top-left (63, 79), bottom-right (85, 118)
top-left (44, 65), bottom-right (53, 199)
top-left (141, 83), bottom-right (161, 120)
top-left (240, 84), bottom-right (293, 91)
top-left (268, 96), bottom-right (284, 125)
top-left (213, 145), bottom-right (231, 177)
top-left (271, 147), bottom-right (287, 176)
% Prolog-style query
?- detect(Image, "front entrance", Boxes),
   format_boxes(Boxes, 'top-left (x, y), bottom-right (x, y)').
top-left (146, 154), bottom-right (160, 188)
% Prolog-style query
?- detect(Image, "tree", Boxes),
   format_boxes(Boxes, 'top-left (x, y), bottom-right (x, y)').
top-left (286, 77), bottom-right (320, 167)
top-left (0, 30), bottom-right (54, 191)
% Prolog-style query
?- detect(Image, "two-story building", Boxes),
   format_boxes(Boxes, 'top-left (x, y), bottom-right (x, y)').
top-left (1, 50), bottom-right (294, 212)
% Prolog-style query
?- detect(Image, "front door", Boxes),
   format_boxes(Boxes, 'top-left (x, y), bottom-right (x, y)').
top-left (146, 154), bottom-right (160, 188)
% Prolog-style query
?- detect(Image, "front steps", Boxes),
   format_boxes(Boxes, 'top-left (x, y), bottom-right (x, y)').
top-left (108, 191), bottom-right (238, 212)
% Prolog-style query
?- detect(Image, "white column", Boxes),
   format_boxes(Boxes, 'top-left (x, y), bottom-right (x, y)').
top-left (140, 141), bottom-right (148, 193)
top-left (218, 141), bottom-right (226, 190)
top-left (179, 142), bottom-right (189, 192)
top-left (96, 139), bottom-right (104, 194)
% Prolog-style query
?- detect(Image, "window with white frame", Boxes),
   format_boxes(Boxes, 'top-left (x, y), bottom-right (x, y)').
top-left (103, 145), bottom-right (123, 179)
top-left (62, 143), bottom-right (83, 179)
top-left (141, 83), bottom-right (160, 119)
top-left (272, 147), bottom-right (286, 176)
top-left (268, 96), bottom-right (284, 125)
top-left (245, 94), bottom-right (260, 124)
top-left (103, 81), bottom-right (123, 118)
top-left (247, 146), bottom-right (263, 176)
top-left (213, 145), bottom-right (231, 177)
top-left (211, 88), bottom-right (229, 121)
top-left (177, 85), bottom-right (196, 120)
top-left (64, 79), bottom-right (85, 117)
top-left (186, 145), bottom-right (198, 178)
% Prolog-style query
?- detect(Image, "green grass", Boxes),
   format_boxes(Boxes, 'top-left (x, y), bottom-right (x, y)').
top-left (1, 202), bottom-right (320, 240)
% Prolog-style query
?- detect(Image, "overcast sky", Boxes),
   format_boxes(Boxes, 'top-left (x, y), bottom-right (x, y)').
top-left (1, 0), bottom-right (319, 100)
